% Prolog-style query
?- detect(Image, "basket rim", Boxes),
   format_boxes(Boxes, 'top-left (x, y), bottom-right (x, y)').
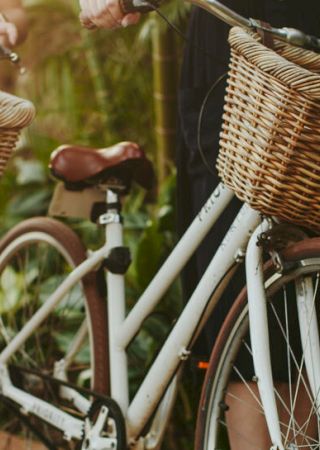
top-left (0, 91), bottom-right (35, 129)
top-left (229, 27), bottom-right (320, 101)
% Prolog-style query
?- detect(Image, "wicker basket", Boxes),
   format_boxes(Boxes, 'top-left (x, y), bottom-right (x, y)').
top-left (216, 27), bottom-right (320, 232)
top-left (0, 91), bottom-right (35, 178)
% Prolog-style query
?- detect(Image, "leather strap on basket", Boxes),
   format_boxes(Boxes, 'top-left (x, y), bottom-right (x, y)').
top-left (255, 20), bottom-right (275, 49)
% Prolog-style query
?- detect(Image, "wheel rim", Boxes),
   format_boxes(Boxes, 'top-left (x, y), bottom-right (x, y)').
top-left (0, 232), bottom-right (93, 449)
top-left (202, 257), bottom-right (320, 450)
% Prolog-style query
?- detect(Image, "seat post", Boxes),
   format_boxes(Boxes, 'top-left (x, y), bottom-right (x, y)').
top-left (99, 188), bottom-right (123, 245)
top-left (97, 187), bottom-right (125, 261)
top-left (102, 188), bottom-right (129, 412)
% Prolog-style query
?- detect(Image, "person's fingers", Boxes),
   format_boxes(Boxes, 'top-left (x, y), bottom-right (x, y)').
top-left (79, 1), bottom-right (93, 26)
top-left (79, 0), bottom-right (92, 21)
top-left (105, 0), bottom-right (123, 23)
top-left (90, 0), bottom-right (104, 17)
top-left (93, 12), bottom-right (120, 28)
top-left (79, 12), bottom-right (97, 29)
top-left (94, 0), bottom-right (121, 28)
top-left (79, 0), bottom-right (88, 9)
top-left (79, 0), bottom-right (103, 25)
top-left (0, 22), bottom-right (18, 46)
top-left (7, 23), bottom-right (18, 46)
top-left (79, 0), bottom-right (139, 29)
top-left (80, 0), bottom-right (120, 28)
top-left (121, 13), bottom-right (141, 27)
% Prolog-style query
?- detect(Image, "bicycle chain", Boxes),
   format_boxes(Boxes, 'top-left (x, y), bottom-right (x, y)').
top-left (3, 364), bottom-right (127, 450)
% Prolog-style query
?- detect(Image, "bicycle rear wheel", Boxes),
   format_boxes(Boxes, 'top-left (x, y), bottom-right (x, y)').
top-left (0, 217), bottom-right (109, 449)
top-left (196, 238), bottom-right (320, 450)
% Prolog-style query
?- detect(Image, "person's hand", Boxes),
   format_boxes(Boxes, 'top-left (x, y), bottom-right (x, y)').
top-left (79, 0), bottom-right (140, 30)
top-left (0, 14), bottom-right (18, 46)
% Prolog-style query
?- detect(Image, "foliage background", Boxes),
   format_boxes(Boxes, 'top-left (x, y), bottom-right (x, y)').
top-left (0, 1), bottom-right (203, 449)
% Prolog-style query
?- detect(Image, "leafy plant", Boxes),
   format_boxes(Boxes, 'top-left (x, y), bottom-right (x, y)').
top-left (0, 0), bottom-right (198, 447)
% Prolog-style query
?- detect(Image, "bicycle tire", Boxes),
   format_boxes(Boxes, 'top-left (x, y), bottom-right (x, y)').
top-left (195, 237), bottom-right (320, 450)
top-left (0, 217), bottom-right (109, 449)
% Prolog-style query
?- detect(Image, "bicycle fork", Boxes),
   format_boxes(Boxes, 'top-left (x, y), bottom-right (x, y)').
top-left (246, 221), bottom-right (320, 450)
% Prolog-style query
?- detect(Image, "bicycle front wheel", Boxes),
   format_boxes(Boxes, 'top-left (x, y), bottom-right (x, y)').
top-left (0, 217), bottom-right (109, 449)
top-left (196, 238), bottom-right (320, 450)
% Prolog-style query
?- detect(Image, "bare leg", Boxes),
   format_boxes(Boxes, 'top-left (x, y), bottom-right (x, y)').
top-left (277, 381), bottom-right (318, 447)
top-left (225, 380), bottom-right (318, 450)
top-left (226, 381), bottom-right (271, 450)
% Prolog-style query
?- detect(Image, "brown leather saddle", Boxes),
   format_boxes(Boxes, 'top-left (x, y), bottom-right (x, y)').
top-left (49, 141), bottom-right (155, 191)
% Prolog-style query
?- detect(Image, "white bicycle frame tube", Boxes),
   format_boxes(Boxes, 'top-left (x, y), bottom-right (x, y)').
top-left (296, 276), bottom-right (320, 413)
top-left (111, 188), bottom-right (261, 438)
top-left (106, 183), bottom-right (233, 414)
top-left (246, 221), bottom-right (284, 450)
top-left (0, 183), bottom-right (263, 443)
top-left (0, 237), bottom-right (109, 364)
top-left (118, 183), bottom-right (234, 348)
top-left (106, 190), bottom-right (129, 413)
top-left (0, 364), bottom-right (84, 440)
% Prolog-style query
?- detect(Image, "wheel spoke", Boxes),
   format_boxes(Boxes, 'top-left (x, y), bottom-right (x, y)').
top-left (198, 245), bottom-right (320, 450)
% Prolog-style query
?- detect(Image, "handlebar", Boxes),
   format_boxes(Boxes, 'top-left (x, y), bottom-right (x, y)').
top-left (123, 0), bottom-right (320, 51)
top-left (186, 0), bottom-right (251, 28)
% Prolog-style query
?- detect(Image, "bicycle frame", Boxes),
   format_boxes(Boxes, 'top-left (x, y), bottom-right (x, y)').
top-left (1, 0), bottom-right (320, 447)
top-left (0, 182), bottom-right (262, 442)
top-left (110, 185), bottom-right (261, 438)
top-left (1, 182), bottom-right (320, 450)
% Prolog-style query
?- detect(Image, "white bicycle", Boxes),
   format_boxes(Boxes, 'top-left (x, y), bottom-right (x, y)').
top-left (1, 1), bottom-right (320, 449)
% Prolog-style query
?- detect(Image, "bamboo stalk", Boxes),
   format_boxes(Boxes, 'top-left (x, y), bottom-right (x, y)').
top-left (81, 30), bottom-right (110, 137)
top-left (152, 18), bottom-right (177, 181)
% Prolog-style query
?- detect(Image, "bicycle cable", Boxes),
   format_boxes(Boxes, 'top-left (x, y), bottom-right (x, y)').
top-left (148, 4), bottom-right (223, 59)
top-left (196, 72), bottom-right (228, 175)
top-left (141, 2), bottom-right (230, 175)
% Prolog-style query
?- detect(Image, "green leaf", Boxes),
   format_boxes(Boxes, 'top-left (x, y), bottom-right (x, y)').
top-left (15, 158), bottom-right (47, 185)
top-left (134, 221), bottom-right (165, 290)
top-left (7, 188), bottom-right (52, 217)
top-left (0, 267), bottom-right (27, 314)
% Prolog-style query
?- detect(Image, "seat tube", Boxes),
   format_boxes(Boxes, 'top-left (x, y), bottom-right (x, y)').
top-left (104, 189), bottom-right (129, 414)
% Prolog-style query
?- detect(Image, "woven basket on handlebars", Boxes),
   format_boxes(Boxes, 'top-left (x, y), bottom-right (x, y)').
top-left (0, 91), bottom-right (35, 178)
top-left (216, 26), bottom-right (320, 232)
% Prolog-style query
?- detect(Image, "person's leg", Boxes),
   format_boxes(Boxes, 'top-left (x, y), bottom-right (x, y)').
top-left (226, 378), bottom-right (318, 450)
top-left (226, 382), bottom-right (272, 450)
top-left (277, 377), bottom-right (318, 447)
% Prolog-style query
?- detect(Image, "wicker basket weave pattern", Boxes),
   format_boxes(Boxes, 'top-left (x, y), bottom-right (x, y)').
top-left (216, 27), bottom-right (320, 231)
top-left (0, 91), bottom-right (35, 178)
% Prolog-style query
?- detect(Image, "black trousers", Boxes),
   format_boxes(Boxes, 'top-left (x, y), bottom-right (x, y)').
top-left (177, 0), bottom-right (320, 362)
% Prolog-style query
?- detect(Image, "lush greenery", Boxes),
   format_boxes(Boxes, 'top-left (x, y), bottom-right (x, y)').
top-left (0, 0), bottom-right (202, 448)
top-left (1, 0), bottom-right (157, 232)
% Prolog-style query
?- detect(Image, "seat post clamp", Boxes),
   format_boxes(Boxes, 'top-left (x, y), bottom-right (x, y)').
top-left (98, 212), bottom-right (122, 225)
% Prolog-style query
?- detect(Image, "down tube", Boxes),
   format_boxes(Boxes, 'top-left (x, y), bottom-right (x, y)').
top-left (118, 183), bottom-right (234, 349)
top-left (127, 203), bottom-right (261, 438)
